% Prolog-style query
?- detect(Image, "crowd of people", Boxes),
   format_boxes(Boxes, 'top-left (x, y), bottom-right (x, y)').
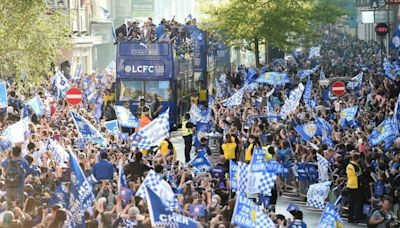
top-left (0, 22), bottom-right (399, 228)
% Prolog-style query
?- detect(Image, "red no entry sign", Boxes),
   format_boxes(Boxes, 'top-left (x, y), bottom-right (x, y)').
top-left (66, 87), bottom-right (83, 105)
top-left (331, 81), bottom-right (346, 97)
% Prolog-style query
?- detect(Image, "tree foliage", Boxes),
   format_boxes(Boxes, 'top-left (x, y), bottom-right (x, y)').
top-left (200, 0), bottom-right (347, 60)
top-left (0, 0), bottom-right (71, 87)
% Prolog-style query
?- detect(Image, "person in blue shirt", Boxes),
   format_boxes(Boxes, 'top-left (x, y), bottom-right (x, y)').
top-left (156, 19), bottom-right (165, 40)
top-left (288, 210), bottom-right (307, 228)
top-left (1, 146), bottom-right (29, 208)
top-left (92, 152), bottom-right (114, 181)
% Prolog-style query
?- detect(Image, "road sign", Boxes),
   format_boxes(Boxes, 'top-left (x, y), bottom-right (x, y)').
top-left (375, 23), bottom-right (389, 36)
top-left (371, 0), bottom-right (379, 8)
top-left (66, 87), bottom-right (83, 105)
top-left (331, 81), bottom-right (346, 97)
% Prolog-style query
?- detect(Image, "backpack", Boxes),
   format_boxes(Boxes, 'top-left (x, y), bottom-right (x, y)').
top-left (367, 209), bottom-right (385, 228)
top-left (5, 159), bottom-right (22, 187)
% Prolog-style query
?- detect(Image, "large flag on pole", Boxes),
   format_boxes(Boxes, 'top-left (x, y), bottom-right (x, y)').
top-left (368, 118), bottom-right (399, 146)
top-left (318, 203), bottom-right (344, 228)
top-left (70, 111), bottom-right (107, 147)
top-left (130, 109), bottom-right (170, 149)
top-left (1, 118), bottom-right (30, 144)
top-left (66, 152), bottom-right (95, 228)
top-left (317, 153), bottom-right (330, 182)
top-left (223, 88), bottom-right (244, 107)
top-left (306, 181), bottom-right (332, 209)
top-left (255, 72), bottom-right (291, 86)
top-left (118, 161), bottom-right (134, 202)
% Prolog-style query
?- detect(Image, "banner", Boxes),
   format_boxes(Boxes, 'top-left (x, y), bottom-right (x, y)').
top-left (130, 109), bottom-right (170, 149)
top-left (1, 118), bottom-right (29, 144)
top-left (368, 118), bottom-right (399, 146)
top-left (306, 181), bottom-right (331, 209)
top-left (280, 83), bottom-right (304, 119)
top-left (115, 105), bottom-right (139, 128)
top-left (303, 79), bottom-right (316, 109)
top-left (66, 152), bottom-right (95, 228)
top-left (0, 81), bottom-right (7, 109)
top-left (230, 160), bottom-right (239, 192)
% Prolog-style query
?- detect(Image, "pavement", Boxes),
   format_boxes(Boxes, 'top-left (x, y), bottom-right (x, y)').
top-left (170, 131), bottom-right (366, 227)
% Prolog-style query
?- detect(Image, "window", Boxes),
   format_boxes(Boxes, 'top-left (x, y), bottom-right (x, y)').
top-left (119, 81), bottom-right (143, 101)
top-left (144, 81), bottom-right (171, 101)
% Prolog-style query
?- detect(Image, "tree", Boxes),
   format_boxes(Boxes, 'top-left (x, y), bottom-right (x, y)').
top-left (0, 0), bottom-right (71, 88)
top-left (200, 0), bottom-right (347, 67)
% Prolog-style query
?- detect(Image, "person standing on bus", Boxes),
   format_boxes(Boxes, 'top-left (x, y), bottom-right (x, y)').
top-left (151, 93), bottom-right (162, 119)
top-left (137, 98), bottom-right (151, 119)
top-left (182, 113), bottom-right (195, 163)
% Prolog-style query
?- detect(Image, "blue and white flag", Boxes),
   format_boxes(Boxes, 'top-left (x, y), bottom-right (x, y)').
top-left (319, 68), bottom-right (326, 81)
top-left (303, 80), bottom-right (316, 109)
top-left (55, 182), bottom-right (70, 208)
top-left (104, 61), bottom-right (116, 74)
top-left (295, 122), bottom-right (318, 142)
top-left (309, 46), bottom-right (321, 59)
top-left (66, 152), bottom-right (95, 228)
top-left (394, 93), bottom-right (400, 122)
top-left (245, 68), bottom-right (258, 84)
top-left (145, 186), bottom-right (197, 228)
top-left (357, 63), bottom-right (371, 72)
top-left (255, 72), bottom-right (291, 86)
top-left (54, 70), bottom-right (70, 99)
top-left (194, 121), bottom-right (211, 148)
top-left (266, 101), bottom-right (279, 122)
top-left (48, 140), bottom-right (69, 166)
top-left (189, 104), bottom-right (211, 124)
top-left (339, 106), bottom-right (358, 124)
top-left (383, 59), bottom-right (399, 80)
top-left (1, 118), bottom-right (29, 144)
top-left (249, 148), bottom-right (266, 173)
top-left (70, 111), bottom-right (107, 147)
top-left (297, 66), bottom-right (319, 79)
top-left (287, 203), bottom-right (300, 212)
top-left (73, 64), bottom-right (82, 81)
top-left (0, 81), bottom-right (7, 109)
top-left (318, 203), bottom-right (344, 228)
top-left (280, 83), bottom-right (305, 119)
top-left (104, 120), bottom-right (120, 135)
top-left (223, 88), bottom-right (244, 107)
top-left (232, 193), bottom-right (275, 228)
top-left (230, 160), bottom-right (239, 192)
top-left (347, 73), bottom-right (363, 90)
top-left (315, 117), bottom-right (334, 146)
top-left (368, 118), bottom-right (399, 146)
top-left (306, 181), bottom-right (331, 209)
top-left (27, 95), bottom-right (45, 117)
top-left (317, 153), bottom-right (330, 182)
top-left (130, 109), bottom-right (170, 149)
top-left (391, 24), bottom-right (400, 49)
top-left (137, 170), bottom-right (180, 211)
top-left (189, 149), bottom-right (211, 173)
top-left (114, 105), bottom-right (139, 128)
top-left (237, 162), bottom-right (249, 194)
top-left (118, 161), bottom-right (134, 203)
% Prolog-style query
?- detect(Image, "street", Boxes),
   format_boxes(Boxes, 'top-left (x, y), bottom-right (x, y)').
top-left (171, 131), bottom-right (365, 227)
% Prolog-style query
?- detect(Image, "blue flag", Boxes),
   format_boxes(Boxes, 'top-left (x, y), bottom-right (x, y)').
top-left (232, 193), bottom-right (275, 228)
top-left (189, 104), bottom-right (211, 124)
top-left (145, 186), bottom-right (198, 228)
top-left (303, 79), bottom-right (316, 109)
top-left (66, 152), bottom-right (95, 228)
top-left (368, 118), bottom-right (399, 146)
top-left (223, 88), bottom-right (244, 107)
top-left (318, 203), bottom-right (344, 228)
top-left (54, 71), bottom-right (70, 99)
top-left (250, 148), bottom-right (266, 173)
top-left (315, 117), bottom-right (334, 147)
top-left (0, 81), bottom-right (7, 109)
top-left (394, 93), bottom-right (400, 122)
top-left (391, 24), bottom-right (400, 49)
top-left (27, 95), bottom-right (45, 117)
top-left (319, 68), bottom-right (326, 81)
top-left (245, 68), bottom-right (258, 84)
top-left (383, 59), bottom-right (399, 80)
top-left (115, 105), bottom-right (139, 128)
top-left (295, 122), bottom-right (318, 142)
top-left (297, 66), bottom-right (319, 79)
top-left (190, 149), bottom-right (212, 173)
top-left (339, 106), bottom-right (358, 128)
top-left (255, 72), bottom-right (291, 86)
top-left (194, 121), bottom-right (211, 148)
top-left (54, 182), bottom-right (70, 208)
top-left (104, 120), bottom-right (120, 135)
top-left (118, 162), bottom-right (134, 203)
top-left (280, 83), bottom-right (305, 119)
top-left (70, 111), bottom-right (107, 147)
top-left (347, 73), bottom-right (363, 90)
top-left (230, 160), bottom-right (238, 192)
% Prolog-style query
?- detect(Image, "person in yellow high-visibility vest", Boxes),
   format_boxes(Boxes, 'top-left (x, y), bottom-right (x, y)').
top-left (182, 113), bottom-right (195, 163)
